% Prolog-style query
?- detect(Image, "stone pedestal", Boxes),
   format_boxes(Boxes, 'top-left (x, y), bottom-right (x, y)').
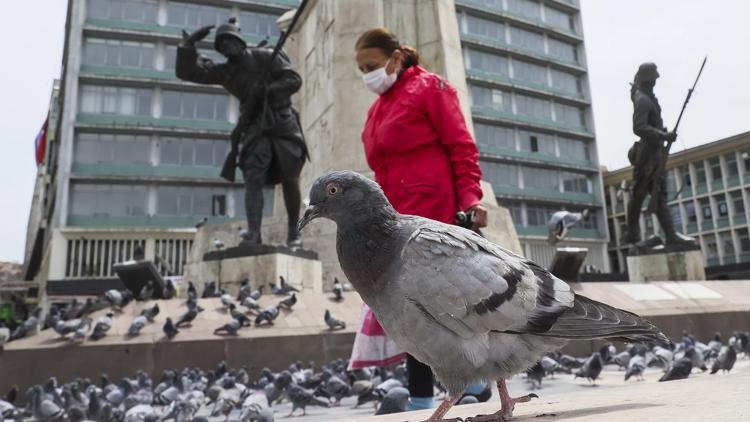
top-left (184, 244), bottom-right (323, 295)
top-left (627, 249), bottom-right (706, 282)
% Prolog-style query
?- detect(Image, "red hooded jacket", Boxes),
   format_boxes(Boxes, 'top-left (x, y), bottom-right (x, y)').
top-left (362, 65), bottom-right (483, 224)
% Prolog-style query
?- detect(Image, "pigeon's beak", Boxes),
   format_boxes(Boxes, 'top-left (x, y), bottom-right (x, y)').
top-left (297, 205), bottom-right (320, 232)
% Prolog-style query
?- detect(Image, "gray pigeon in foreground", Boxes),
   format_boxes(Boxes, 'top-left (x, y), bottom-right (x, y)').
top-left (298, 171), bottom-right (670, 421)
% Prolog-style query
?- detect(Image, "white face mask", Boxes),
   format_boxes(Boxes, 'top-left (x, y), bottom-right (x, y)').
top-left (362, 59), bottom-right (398, 95)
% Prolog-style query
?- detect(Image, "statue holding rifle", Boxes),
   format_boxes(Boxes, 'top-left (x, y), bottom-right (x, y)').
top-left (624, 60), bottom-right (706, 252)
top-left (175, 13), bottom-right (309, 248)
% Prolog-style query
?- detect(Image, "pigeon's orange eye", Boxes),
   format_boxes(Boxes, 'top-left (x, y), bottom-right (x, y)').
top-left (327, 184), bottom-right (340, 196)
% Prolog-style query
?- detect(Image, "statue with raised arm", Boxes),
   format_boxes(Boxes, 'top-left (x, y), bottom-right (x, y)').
top-left (624, 62), bottom-right (697, 252)
top-left (175, 18), bottom-right (308, 247)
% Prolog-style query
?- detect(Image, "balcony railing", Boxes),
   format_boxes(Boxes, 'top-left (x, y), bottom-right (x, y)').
top-left (62, 231), bottom-right (194, 279)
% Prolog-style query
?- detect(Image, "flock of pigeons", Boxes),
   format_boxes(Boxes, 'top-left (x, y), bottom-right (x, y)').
top-left (0, 277), bottom-right (351, 350)
top-left (0, 328), bottom-right (747, 421)
top-left (525, 330), bottom-right (748, 389)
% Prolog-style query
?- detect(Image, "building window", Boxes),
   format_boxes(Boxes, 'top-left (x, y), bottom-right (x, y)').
top-left (470, 85), bottom-right (512, 114)
top-left (720, 231), bottom-right (735, 257)
top-left (554, 102), bottom-right (586, 129)
top-left (522, 166), bottom-right (559, 192)
top-left (526, 204), bottom-right (556, 226)
top-left (83, 38), bottom-right (155, 69)
top-left (162, 90), bottom-right (229, 121)
top-left (708, 157), bottom-right (722, 181)
top-left (550, 68), bottom-right (580, 95)
top-left (474, 123), bottom-right (515, 150)
top-left (545, 6), bottom-right (576, 32)
top-left (157, 185), bottom-right (228, 216)
top-left (87, 0), bottom-right (158, 23)
top-left (679, 165), bottom-right (691, 188)
top-left (239, 10), bottom-right (281, 38)
top-left (79, 84), bottom-right (152, 116)
top-left (731, 191), bottom-right (745, 215)
top-left (561, 172), bottom-right (590, 193)
top-left (164, 45), bottom-right (224, 71)
top-left (509, 26), bottom-right (545, 53)
top-left (684, 201), bottom-right (697, 223)
top-left (507, 0), bottom-right (541, 20)
top-left (694, 162), bottom-right (707, 185)
top-left (705, 234), bottom-right (718, 259)
top-left (670, 204), bottom-right (682, 228)
top-left (166, 2), bottom-right (231, 30)
top-left (70, 183), bottom-right (147, 216)
top-left (737, 228), bottom-right (750, 252)
top-left (715, 194), bottom-right (729, 217)
top-left (75, 133), bottom-right (151, 164)
top-left (511, 59), bottom-right (547, 87)
top-left (465, 15), bottom-right (506, 43)
top-left (466, 49), bottom-right (509, 77)
top-left (500, 201), bottom-right (524, 224)
top-left (558, 136), bottom-right (590, 162)
top-left (666, 170), bottom-right (677, 194)
top-left (518, 130), bottom-right (554, 155)
top-left (515, 93), bottom-right (552, 121)
top-left (725, 153), bottom-right (739, 178)
top-left (547, 37), bottom-right (578, 63)
top-left (479, 162), bottom-right (519, 188)
top-left (699, 198), bottom-right (712, 220)
top-left (159, 137), bottom-right (228, 167)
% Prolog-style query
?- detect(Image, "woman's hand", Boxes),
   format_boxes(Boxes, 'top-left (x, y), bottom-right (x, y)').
top-left (468, 204), bottom-right (488, 230)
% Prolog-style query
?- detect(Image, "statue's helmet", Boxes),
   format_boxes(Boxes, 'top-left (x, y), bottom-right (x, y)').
top-left (634, 62), bottom-right (660, 84)
top-left (214, 17), bottom-right (247, 50)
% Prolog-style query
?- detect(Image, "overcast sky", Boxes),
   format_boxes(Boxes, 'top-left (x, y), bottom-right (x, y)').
top-left (1, 1), bottom-right (749, 262)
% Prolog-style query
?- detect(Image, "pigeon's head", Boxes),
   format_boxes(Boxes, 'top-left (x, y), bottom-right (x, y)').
top-left (298, 171), bottom-right (391, 232)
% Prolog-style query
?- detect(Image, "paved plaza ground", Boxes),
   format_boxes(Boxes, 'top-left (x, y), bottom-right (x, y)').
top-left (263, 358), bottom-right (750, 422)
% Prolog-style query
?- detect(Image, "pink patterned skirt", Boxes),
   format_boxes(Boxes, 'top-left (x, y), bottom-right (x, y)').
top-left (348, 304), bottom-right (406, 370)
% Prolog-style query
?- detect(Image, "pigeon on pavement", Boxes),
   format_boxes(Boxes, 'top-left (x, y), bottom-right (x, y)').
top-left (255, 306), bottom-right (279, 326)
top-left (332, 278), bottom-right (344, 302)
top-left (141, 303), bottom-right (160, 322)
top-left (375, 387), bottom-right (411, 415)
top-left (128, 315), bottom-right (148, 337)
top-left (214, 319), bottom-right (242, 336)
top-left (139, 281), bottom-right (155, 301)
top-left (278, 293), bottom-right (297, 310)
top-left (324, 310), bottom-right (346, 330)
top-left (298, 171), bottom-right (670, 421)
top-left (710, 345), bottom-right (737, 374)
top-left (659, 355), bottom-right (693, 382)
top-left (163, 318), bottom-right (179, 339)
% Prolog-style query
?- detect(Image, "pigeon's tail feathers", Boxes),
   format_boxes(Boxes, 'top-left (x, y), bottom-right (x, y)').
top-left (530, 295), bottom-right (671, 347)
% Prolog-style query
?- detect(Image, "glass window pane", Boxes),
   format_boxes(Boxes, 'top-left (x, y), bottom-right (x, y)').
top-left (180, 139), bottom-right (194, 165)
top-left (474, 123), bottom-right (514, 150)
top-left (509, 26), bottom-right (544, 53)
top-left (160, 138), bottom-right (180, 165)
top-left (194, 139), bottom-right (214, 165)
top-left (512, 59), bottom-right (547, 87)
top-left (158, 186), bottom-right (178, 215)
top-left (162, 91), bottom-right (181, 117)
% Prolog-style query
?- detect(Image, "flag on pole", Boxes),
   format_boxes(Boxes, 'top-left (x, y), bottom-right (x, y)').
top-left (34, 116), bottom-right (48, 165)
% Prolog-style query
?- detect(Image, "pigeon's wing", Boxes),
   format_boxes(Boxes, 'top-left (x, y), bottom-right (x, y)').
top-left (397, 220), bottom-right (574, 339)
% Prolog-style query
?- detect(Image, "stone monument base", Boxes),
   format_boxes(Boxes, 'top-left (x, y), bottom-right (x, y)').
top-left (627, 249), bottom-right (706, 282)
top-left (184, 244), bottom-right (323, 295)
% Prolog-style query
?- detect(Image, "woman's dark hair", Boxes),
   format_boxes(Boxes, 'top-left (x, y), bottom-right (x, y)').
top-left (355, 27), bottom-right (420, 69)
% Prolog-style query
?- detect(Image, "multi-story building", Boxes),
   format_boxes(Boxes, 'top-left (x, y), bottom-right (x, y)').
top-left (23, 0), bottom-right (296, 293)
top-left (454, 0), bottom-right (609, 270)
top-left (604, 130), bottom-right (750, 275)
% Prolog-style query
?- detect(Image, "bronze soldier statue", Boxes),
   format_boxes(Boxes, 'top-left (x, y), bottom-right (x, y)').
top-left (176, 18), bottom-right (308, 247)
top-left (624, 63), bottom-right (696, 250)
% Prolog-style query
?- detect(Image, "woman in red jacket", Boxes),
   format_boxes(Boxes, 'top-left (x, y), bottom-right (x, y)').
top-left (350, 27), bottom-right (487, 409)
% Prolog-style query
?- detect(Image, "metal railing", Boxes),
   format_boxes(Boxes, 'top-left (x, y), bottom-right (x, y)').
top-left (63, 233), bottom-right (194, 279)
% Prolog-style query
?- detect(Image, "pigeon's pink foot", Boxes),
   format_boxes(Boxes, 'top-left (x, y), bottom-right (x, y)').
top-left (471, 379), bottom-right (539, 421)
top-left (425, 395), bottom-right (461, 421)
